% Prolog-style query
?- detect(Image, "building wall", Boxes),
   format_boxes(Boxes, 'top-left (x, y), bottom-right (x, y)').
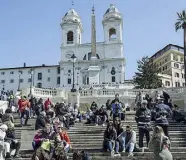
top-left (0, 66), bottom-right (60, 93)
top-left (152, 45), bottom-right (185, 88)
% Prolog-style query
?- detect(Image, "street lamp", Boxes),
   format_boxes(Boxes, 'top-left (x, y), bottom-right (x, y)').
top-left (71, 54), bottom-right (77, 92)
top-left (18, 70), bottom-right (22, 91)
top-left (29, 68), bottom-right (34, 95)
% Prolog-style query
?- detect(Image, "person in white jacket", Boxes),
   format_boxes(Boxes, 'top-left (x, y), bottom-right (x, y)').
top-left (0, 124), bottom-right (11, 158)
top-left (118, 125), bottom-right (136, 157)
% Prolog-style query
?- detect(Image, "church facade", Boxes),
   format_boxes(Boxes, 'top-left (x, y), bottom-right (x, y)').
top-left (59, 4), bottom-right (125, 88)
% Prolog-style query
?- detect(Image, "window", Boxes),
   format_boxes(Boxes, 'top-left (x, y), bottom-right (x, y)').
top-left (175, 72), bottom-right (179, 78)
top-left (83, 54), bottom-right (87, 60)
top-left (10, 71), bottom-right (14, 74)
top-left (19, 71), bottom-right (23, 74)
top-left (109, 28), bottom-right (116, 40)
top-left (182, 65), bottom-right (185, 69)
top-left (87, 52), bottom-right (100, 60)
top-left (57, 67), bottom-right (60, 74)
top-left (38, 73), bottom-right (42, 80)
top-left (112, 76), bottom-right (116, 82)
top-left (174, 63), bottom-right (179, 68)
top-left (181, 57), bottom-right (184, 62)
top-left (173, 56), bottom-right (178, 61)
top-left (1, 80), bottom-right (5, 84)
top-left (68, 70), bottom-right (71, 73)
top-left (165, 81), bottom-right (170, 86)
top-left (1, 72), bottom-right (5, 75)
top-left (183, 83), bottom-right (185, 86)
top-left (20, 79), bottom-right (23, 83)
top-left (164, 58), bottom-right (168, 63)
top-left (68, 78), bottom-right (71, 84)
top-left (182, 73), bottom-right (185, 79)
top-left (67, 31), bottom-right (73, 44)
top-left (10, 79), bottom-right (14, 83)
top-left (175, 82), bottom-right (180, 87)
top-left (48, 69), bottom-right (50, 73)
top-left (37, 83), bottom-right (42, 88)
top-left (28, 78), bottom-right (32, 82)
top-left (159, 62), bottom-right (161, 66)
top-left (57, 77), bottom-right (60, 85)
top-left (47, 77), bottom-right (50, 82)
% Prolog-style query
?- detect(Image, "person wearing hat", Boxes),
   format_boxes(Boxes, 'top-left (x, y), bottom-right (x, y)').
top-left (0, 124), bottom-right (11, 158)
top-left (155, 96), bottom-right (172, 118)
top-left (32, 129), bottom-right (45, 150)
top-left (135, 100), bottom-right (152, 149)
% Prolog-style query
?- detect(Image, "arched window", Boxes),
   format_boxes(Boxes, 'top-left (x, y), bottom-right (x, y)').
top-left (109, 28), bottom-right (116, 40)
top-left (67, 31), bottom-right (74, 44)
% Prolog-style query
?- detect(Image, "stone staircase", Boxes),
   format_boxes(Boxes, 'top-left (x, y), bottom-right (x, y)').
top-left (4, 112), bottom-right (186, 160)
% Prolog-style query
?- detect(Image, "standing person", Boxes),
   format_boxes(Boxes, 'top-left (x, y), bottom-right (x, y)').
top-left (44, 98), bottom-right (52, 111)
top-left (155, 110), bottom-right (169, 137)
top-left (135, 91), bottom-right (142, 109)
top-left (29, 96), bottom-right (37, 118)
top-left (149, 126), bottom-right (172, 160)
top-left (35, 98), bottom-right (44, 116)
top-left (135, 100), bottom-right (151, 149)
top-left (162, 91), bottom-right (170, 106)
top-left (18, 96), bottom-right (30, 126)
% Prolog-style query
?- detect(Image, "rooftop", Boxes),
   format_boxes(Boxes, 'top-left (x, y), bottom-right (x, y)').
top-left (0, 64), bottom-right (59, 71)
top-left (150, 44), bottom-right (184, 60)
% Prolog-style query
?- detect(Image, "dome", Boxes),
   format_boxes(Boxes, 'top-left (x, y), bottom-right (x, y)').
top-left (61, 8), bottom-right (82, 25)
top-left (105, 4), bottom-right (119, 14)
top-left (103, 4), bottom-right (122, 22)
top-left (64, 8), bottom-right (79, 17)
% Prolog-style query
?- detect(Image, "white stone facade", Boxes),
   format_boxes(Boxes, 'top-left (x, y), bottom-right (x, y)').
top-left (0, 65), bottom-right (60, 93)
top-left (59, 4), bottom-right (125, 89)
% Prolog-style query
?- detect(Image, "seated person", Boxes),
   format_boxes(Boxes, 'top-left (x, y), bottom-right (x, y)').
top-left (32, 129), bottom-right (45, 150)
top-left (95, 106), bottom-right (108, 126)
top-left (57, 126), bottom-right (71, 153)
top-left (32, 124), bottom-right (55, 160)
top-left (85, 108), bottom-right (94, 124)
top-left (90, 101), bottom-right (98, 113)
top-left (103, 122), bottom-right (120, 157)
top-left (113, 117), bottom-right (123, 138)
top-left (118, 125), bottom-right (136, 157)
top-left (5, 120), bottom-right (21, 158)
top-left (35, 111), bottom-right (46, 130)
top-left (0, 124), bottom-right (11, 158)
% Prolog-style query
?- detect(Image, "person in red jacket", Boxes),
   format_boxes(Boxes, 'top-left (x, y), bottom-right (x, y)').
top-left (44, 98), bottom-right (52, 111)
top-left (18, 96), bottom-right (30, 126)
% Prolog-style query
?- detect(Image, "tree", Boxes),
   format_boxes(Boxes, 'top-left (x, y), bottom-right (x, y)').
top-left (133, 56), bottom-right (162, 89)
top-left (175, 10), bottom-right (186, 83)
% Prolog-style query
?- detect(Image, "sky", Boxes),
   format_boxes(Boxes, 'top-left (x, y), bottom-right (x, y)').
top-left (0, 0), bottom-right (186, 79)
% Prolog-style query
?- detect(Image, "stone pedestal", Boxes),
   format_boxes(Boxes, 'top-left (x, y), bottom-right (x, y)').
top-left (68, 92), bottom-right (80, 107)
top-left (88, 65), bottom-right (100, 84)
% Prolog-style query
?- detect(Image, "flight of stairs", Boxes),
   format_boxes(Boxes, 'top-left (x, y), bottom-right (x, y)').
top-left (3, 112), bottom-right (186, 160)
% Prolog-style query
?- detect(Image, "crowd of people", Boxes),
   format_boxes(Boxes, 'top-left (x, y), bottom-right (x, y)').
top-left (0, 89), bottom-right (181, 160)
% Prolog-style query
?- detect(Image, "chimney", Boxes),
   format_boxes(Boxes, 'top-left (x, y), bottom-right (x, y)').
top-left (23, 63), bottom-right (26, 67)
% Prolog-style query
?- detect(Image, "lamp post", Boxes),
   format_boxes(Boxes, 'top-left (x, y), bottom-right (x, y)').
top-left (71, 54), bottom-right (77, 92)
top-left (29, 68), bottom-right (34, 95)
top-left (18, 70), bottom-right (22, 91)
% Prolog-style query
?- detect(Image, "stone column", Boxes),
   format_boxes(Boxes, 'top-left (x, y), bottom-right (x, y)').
top-left (68, 92), bottom-right (80, 107)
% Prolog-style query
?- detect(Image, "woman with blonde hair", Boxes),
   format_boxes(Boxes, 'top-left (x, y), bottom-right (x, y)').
top-left (149, 126), bottom-right (172, 160)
